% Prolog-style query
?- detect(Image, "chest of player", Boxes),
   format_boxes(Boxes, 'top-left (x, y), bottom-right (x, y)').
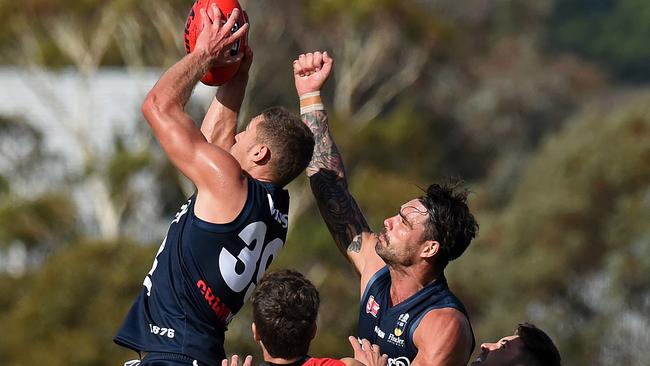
top-left (148, 186), bottom-right (289, 326)
top-left (359, 291), bottom-right (419, 364)
top-left (357, 269), bottom-right (466, 366)
top-left (181, 213), bottom-right (288, 311)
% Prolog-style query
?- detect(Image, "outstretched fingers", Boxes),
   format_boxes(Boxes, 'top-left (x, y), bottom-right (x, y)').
top-left (349, 336), bottom-right (363, 355)
top-left (221, 355), bottom-right (236, 366)
top-left (229, 21), bottom-right (249, 43)
top-left (220, 6), bottom-right (238, 31)
top-left (221, 8), bottom-right (249, 43)
top-left (209, 3), bottom-right (222, 27)
top-left (200, 8), bottom-right (211, 31)
top-left (348, 337), bottom-right (388, 366)
top-left (242, 355), bottom-right (253, 366)
top-left (222, 354), bottom-right (253, 366)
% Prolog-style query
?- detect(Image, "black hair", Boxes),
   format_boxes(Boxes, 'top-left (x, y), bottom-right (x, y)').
top-left (419, 179), bottom-right (478, 268)
top-left (516, 323), bottom-right (562, 366)
top-left (252, 269), bottom-right (319, 358)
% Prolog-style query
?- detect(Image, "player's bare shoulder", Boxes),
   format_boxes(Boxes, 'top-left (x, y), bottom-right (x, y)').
top-left (413, 308), bottom-right (473, 365)
top-left (418, 307), bottom-right (471, 338)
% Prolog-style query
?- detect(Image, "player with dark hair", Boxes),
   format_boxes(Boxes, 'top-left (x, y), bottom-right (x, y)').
top-left (253, 269), bottom-right (322, 361)
top-left (222, 269), bottom-right (388, 366)
top-left (293, 51), bottom-right (478, 366)
top-left (471, 323), bottom-right (561, 366)
top-left (114, 8), bottom-right (314, 366)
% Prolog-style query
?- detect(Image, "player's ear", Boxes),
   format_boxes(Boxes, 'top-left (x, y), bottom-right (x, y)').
top-left (250, 143), bottom-right (270, 165)
top-left (421, 240), bottom-right (440, 258)
top-left (252, 322), bottom-right (261, 342)
top-left (310, 322), bottom-right (317, 341)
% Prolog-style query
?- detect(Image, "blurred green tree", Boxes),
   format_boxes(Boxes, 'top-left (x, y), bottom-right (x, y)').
top-left (547, 0), bottom-right (650, 81)
top-left (0, 1), bottom-right (648, 365)
top-left (449, 92), bottom-right (650, 365)
top-left (0, 240), bottom-right (156, 366)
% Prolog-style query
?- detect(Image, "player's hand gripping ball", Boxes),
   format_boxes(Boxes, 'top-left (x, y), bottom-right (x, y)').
top-left (184, 0), bottom-right (249, 86)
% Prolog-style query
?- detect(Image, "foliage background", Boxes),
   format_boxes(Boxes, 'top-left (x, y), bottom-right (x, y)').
top-left (0, 0), bottom-right (648, 365)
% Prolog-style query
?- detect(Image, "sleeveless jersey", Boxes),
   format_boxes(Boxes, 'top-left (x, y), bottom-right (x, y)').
top-left (358, 267), bottom-right (474, 366)
top-left (115, 178), bottom-right (290, 366)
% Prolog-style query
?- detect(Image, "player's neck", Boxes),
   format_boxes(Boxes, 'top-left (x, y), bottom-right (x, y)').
top-left (388, 264), bottom-right (441, 306)
top-left (262, 351), bottom-right (308, 366)
top-left (246, 166), bottom-right (276, 185)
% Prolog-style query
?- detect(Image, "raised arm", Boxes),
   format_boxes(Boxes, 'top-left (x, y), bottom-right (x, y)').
top-left (201, 46), bottom-right (253, 150)
top-left (293, 52), bottom-right (383, 278)
top-left (142, 5), bottom-right (250, 223)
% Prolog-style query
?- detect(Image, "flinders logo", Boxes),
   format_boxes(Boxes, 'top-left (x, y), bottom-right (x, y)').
top-left (387, 313), bottom-right (409, 347)
top-left (394, 313), bottom-right (410, 337)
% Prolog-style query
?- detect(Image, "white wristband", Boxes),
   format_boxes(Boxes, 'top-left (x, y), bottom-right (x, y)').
top-left (299, 91), bottom-right (321, 100)
top-left (300, 103), bottom-right (324, 114)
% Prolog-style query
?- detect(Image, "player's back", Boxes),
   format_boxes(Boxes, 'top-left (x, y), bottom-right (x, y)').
top-left (115, 178), bottom-right (290, 366)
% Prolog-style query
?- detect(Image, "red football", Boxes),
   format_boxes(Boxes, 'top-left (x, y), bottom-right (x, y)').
top-left (183, 0), bottom-right (249, 86)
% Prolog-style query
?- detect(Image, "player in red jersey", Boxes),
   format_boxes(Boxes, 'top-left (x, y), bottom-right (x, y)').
top-left (223, 270), bottom-right (387, 366)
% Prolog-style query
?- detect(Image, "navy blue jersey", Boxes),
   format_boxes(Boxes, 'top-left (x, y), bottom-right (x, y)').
top-left (115, 178), bottom-right (290, 366)
top-left (358, 267), bottom-right (474, 366)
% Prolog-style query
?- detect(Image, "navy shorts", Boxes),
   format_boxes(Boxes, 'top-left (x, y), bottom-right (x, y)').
top-left (125, 352), bottom-right (202, 366)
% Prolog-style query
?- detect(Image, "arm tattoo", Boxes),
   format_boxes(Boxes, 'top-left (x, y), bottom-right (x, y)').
top-left (301, 110), bottom-right (345, 178)
top-left (348, 234), bottom-right (362, 253)
top-left (302, 110), bottom-right (371, 257)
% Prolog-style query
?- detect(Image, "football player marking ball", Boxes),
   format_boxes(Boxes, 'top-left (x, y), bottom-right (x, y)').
top-left (184, 0), bottom-right (249, 86)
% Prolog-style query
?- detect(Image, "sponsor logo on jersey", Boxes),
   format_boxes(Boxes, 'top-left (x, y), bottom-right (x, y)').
top-left (394, 313), bottom-right (409, 337)
top-left (387, 356), bottom-right (410, 366)
top-left (386, 313), bottom-right (408, 347)
top-left (374, 325), bottom-right (385, 339)
top-left (196, 279), bottom-right (233, 324)
top-left (366, 295), bottom-right (380, 317)
top-left (388, 332), bottom-right (405, 347)
top-left (267, 194), bottom-right (288, 228)
top-left (172, 200), bottom-right (190, 224)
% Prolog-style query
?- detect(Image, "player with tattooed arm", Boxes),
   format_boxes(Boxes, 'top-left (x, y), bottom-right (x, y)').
top-left (113, 8), bottom-right (314, 366)
top-left (293, 51), bottom-right (478, 366)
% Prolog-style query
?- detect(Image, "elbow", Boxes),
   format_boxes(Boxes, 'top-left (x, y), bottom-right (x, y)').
top-left (141, 91), bottom-right (176, 125)
top-left (141, 94), bottom-right (156, 124)
top-left (140, 92), bottom-right (166, 124)
top-left (141, 92), bottom-right (162, 126)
